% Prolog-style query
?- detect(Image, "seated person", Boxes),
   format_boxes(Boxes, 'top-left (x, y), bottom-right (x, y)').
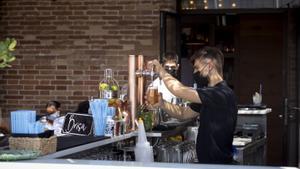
top-left (148, 52), bottom-right (179, 105)
top-left (45, 100), bottom-right (61, 122)
top-left (44, 101), bottom-right (66, 136)
top-left (147, 53), bottom-right (198, 124)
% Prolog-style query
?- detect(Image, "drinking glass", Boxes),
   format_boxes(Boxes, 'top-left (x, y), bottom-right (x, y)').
top-left (146, 86), bottom-right (159, 105)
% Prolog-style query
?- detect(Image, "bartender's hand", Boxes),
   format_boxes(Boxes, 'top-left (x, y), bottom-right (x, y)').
top-left (147, 59), bottom-right (163, 73)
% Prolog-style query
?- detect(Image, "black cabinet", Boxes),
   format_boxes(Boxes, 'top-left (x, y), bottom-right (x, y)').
top-left (180, 15), bottom-right (238, 88)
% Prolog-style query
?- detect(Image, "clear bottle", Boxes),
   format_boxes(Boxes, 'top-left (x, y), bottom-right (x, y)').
top-left (99, 69), bottom-right (119, 99)
top-left (104, 116), bottom-right (114, 137)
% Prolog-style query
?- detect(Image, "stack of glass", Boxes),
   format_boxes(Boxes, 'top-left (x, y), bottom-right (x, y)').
top-left (89, 99), bottom-right (108, 136)
top-left (10, 110), bottom-right (44, 134)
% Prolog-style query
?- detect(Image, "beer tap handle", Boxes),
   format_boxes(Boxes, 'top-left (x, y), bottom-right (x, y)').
top-left (150, 65), bottom-right (155, 83)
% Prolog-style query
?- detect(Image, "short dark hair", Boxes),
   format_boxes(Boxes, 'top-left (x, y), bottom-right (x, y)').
top-left (162, 52), bottom-right (179, 64)
top-left (46, 100), bottom-right (61, 109)
top-left (190, 46), bottom-right (224, 76)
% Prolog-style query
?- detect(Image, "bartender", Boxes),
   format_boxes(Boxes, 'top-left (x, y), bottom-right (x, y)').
top-left (148, 46), bottom-right (237, 164)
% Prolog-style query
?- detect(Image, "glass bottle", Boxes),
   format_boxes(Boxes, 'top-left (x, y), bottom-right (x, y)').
top-left (99, 69), bottom-right (119, 100)
top-left (104, 115), bottom-right (114, 137)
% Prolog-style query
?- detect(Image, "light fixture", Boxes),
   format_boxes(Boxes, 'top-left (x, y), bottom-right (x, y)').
top-left (204, 5), bottom-right (208, 9)
top-left (218, 3), bottom-right (222, 7)
top-left (232, 3), bottom-right (236, 7)
top-left (189, 0), bottom-right (194, 5)
top-left (204, 0), bottom-right (207, 3)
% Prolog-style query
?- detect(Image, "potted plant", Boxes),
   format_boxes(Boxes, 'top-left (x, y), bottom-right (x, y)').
top-left (0, 38), bottom-right (17, 68)
top-left (0, 38), bottom-right (17, 140)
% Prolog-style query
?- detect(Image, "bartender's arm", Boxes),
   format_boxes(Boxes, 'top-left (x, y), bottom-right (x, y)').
top-left (148, 60), bottom-right (201, 104)
top-left (160, 99), bottom-right (199, 120)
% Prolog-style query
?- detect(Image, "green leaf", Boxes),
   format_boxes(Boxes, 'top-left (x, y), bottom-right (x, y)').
top-left (0, 63), bottom-right (7, 68)
top-left (7, 56), bottom-right (16, 62)
top-left (8, 39), bottom-right (17, 51)
top-left (0, 38), bottom-right (17, 68)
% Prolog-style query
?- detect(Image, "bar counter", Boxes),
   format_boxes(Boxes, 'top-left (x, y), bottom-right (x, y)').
top-left (1, 108), bottom-right (276, 168)
top-left (40, 132), bottom-right (136, 159)
top-left (0, 159), bottom-right (297, 169)
top-left (40, 119), bottom-right (193, 159)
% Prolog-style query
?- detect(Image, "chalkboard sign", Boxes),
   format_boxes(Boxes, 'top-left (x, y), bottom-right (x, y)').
top-left (62, 113), bottom-right (93, 136)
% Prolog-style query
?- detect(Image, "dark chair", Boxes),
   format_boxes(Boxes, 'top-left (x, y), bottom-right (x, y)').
top-left (74, 100), bottom-right (90, 114)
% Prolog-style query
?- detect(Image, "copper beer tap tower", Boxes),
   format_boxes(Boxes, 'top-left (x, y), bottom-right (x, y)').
top-left (128, 55), bottom-right (155, 130)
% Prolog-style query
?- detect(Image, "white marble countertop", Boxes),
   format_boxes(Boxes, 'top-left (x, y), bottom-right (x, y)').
top-left (39, 131), bottom-right (162, 159)
top-left (0, 159), bottom-right (297, 169)
top-left (238, 108), bottom-right (272, 115)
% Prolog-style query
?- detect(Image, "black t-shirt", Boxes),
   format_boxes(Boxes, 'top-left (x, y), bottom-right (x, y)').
top-left (190, 81), bottom-right (237, 164)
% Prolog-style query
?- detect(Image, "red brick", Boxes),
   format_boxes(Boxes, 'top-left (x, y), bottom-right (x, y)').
top-left (0, 80), bottom-right (7, 85)
top-left (40, 91), bottom-right (50, 95)
top-left (104, 45), bottom-right (123, 49)
top-left (7, 90), bottom-right (17, 95)
top-left (35, 86), bottom-right (55, 90)
top-left (23, 75), bottom-right (35, 80)
top-left (35, 65), bottom-right (56, 69)
top-left (20, 80), bottom-right (38, 85)
top-left (24, 86), bottom-right (34, 90)
top-left (19, 2), bottom-right (38, 6)
top-left (6, 100), bottom-right (18, 104)
top-left (102, 35), bottom-right (122, 39)
top-left (24, 96), bottom-right (34, 100)
top-left (36, 36), bottom-right (57, 40)
top-left (56, 86), bottom-right (67, 90)
top-left (2, 75), bottom-right (22, 80)
top-left (51, 80), bottom-right (72, 85)
top-left (84, 81), bottom-right (98, 85)
top-left (73, 71), bottom-right (83, 75)
top-left (24, 65), bottom-right (34, 69)
top-left (7, 80), bottom-right (18, 85)
top-left (52, 11), bottom-right (73, 16)
top-left (102, 6), bottom-right (123, 10)
top-left (73, 81), bottom-right (84, 85)
top-left (19, 70), bottom-right (39, 74)
top-left (69, 26), bottom-right (89, 30)
top-left (69, 35), bottom-right (90, 39)
top-left (19, 100), bottom-right (39, 105)
top-left (4, 95), bottom-right (24, 100)
top-left (73, 91), bottom-right (83, 96)
top-left (20, 91), bottom-right (39, 95)
top-left (84, 1), bottom-right (105, 5)
top-left (39, 80), bottom-right (50, 85)
top-left (68, 96), bottom-right (88, 100)
top-left (36, 7), bottom-right (54, 10)
top-left (55, 76), bottom-right (67, 80)
top-left (68, 16), bottom-right (89, 20)
top-left (86, 11), bottom-right (106, 15)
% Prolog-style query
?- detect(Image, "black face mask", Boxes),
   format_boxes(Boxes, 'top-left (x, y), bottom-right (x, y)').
top-left (193, 71), bottom-right (209, 88)
top-left (166, 68), bottom-right (178, 77)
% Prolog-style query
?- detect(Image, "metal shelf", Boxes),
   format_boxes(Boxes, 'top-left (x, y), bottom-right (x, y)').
top-left (39, 131), bottom-right (164, 159)
top-left (38, 119), bottom-right (195, 159)
top-left (39, 132), bottom-right (136, 159)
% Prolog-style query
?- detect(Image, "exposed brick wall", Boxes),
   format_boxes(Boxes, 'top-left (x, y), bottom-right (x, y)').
top-left (0, 0), bottom-right (176, 117)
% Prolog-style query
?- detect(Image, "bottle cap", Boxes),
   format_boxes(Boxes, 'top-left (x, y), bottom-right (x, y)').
top-left (105, 69), bottom-right (113, 78)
